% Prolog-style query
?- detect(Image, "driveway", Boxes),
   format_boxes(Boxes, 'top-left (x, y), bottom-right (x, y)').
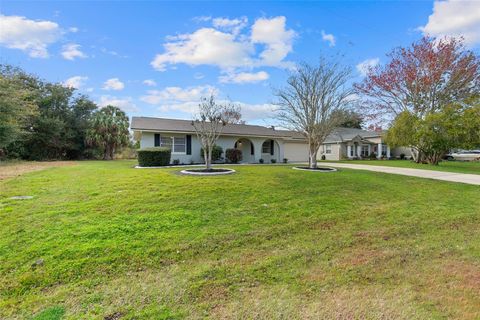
top-left (321, 162), bottom-right (480, 186)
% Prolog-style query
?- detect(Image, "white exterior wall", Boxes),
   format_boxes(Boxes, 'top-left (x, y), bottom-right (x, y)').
top-left (318, 143), bottom-right (341, 161)
top-left (139, 131), bottom-right (285, 164)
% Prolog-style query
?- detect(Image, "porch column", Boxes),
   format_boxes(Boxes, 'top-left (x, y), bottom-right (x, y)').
top-left (377, 143), bottom-right (382, 159)
top-left (368, 144), bottom-right (371, 156)
top-left (357, 145), bottom-right (362, 158)
top-left (386, 145), bottom-right (391, 158)
top-left (347, 145), bottom-right (352, 158)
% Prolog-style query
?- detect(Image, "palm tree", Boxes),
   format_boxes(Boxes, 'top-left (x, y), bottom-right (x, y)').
top-left (87, 105), bottom-right (129, 160)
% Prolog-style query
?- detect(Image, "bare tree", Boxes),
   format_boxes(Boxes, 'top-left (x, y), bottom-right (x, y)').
top-left (274, 59), bottom-right (353, 168)
top-left (192, 95), bottom-right (239, 170)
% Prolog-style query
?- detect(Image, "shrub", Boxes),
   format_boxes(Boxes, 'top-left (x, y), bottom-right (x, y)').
top-left (400, 153), bottom-right (406, 160)
top-left (369, 152), bottom-right (377, 160)
top-left (259, 158), bottom-right (264, 164)
top-left (321, 155), bottom-right (326, 160)
top-left (137, 147), bottom-right (171, 167)
top-left (172, 159), bottom-right (180, 165)
top-left (225, 148), bottom-right (242, 163)
top-left (200, 145), bottom-right (223, 161)
top-left (271, 159), bottom-right (277, 163)
top-left (283, 158), bottom-right (288, 163)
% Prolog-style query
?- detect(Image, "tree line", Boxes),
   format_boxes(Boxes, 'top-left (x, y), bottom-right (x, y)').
top-left (0, 65), bottom-right (130, 161)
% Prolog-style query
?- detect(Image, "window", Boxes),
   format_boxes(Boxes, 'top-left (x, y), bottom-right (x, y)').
top-left (262, 141), bottom-right (272, 154)
top-left (325, 145), bottom-right (332, 154)
top-left (382, 145), bottom-right (388, 156)
top-left (361, 145), bottom-right (369, 157)
top-left (160, 136), bottom-right (172, 148)
top-left (160, 136), bottom-right (186, 154)
top-left (173, 137), bottom-right (186, 153)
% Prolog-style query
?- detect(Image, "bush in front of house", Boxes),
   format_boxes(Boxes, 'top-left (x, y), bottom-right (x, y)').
top-left (137, 147), bottom-right (171, 167)
top-left (283, 158), bottom-right (288, 163)
top-left (225, 148), bottom-right (242, 163)
top-left (369, 152), bottom-right (377, 160)
top-left (271, 159), bottom-right (277, 163)
top-left (321, 155), bottom-right (326, 160)
top-left (259, 158), bottom-right (264, 164)
top-left (200, 145), bottom-right (223, 162)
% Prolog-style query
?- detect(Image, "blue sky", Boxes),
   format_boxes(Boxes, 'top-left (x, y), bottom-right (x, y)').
top-left (1, 1), bottom-right (479, 125)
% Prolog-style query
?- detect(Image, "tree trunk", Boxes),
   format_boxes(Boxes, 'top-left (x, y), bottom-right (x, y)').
top-left (208, 150), bottom-right (212, 170)
top-left (309, 149), bottom-right (318, 169)
top-left (109, 146), bottom-right (115, 160)
top-left (103, 146), bottom-right (110, 160)
top-left (205, 146), bottom-right (212, 170)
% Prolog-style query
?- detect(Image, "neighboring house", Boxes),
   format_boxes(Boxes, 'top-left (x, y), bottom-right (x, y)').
top-left (131, 117), bottom-right (408, 163)
top-left (319, 127), bottom-right (409, 161)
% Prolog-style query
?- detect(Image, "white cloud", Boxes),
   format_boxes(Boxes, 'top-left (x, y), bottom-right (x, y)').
top-left (102, 78), bottom-right (125, 91)
top-left (251, 16), bottom-right (296, 67)
top-left (140, 85), bottom-right (217, 105)
top-left (356, 58), bottom-right (380, 77)
top-left (63, 76), bottom-right (88, 89)
top-left (61, 43), bottom-right (87, 60)
top-left (0, 14), bottom-right (62, 58)
top-left (321, 30), bottom-right (336, 47)
top-left (420, 0), bottom-right (480, 46)
top-left (98, 95), bottom-right (138, 113)
top-left (151, 16), bottom-right (295, 72)
top-left (219, 71), bottom-right (269, 84)
top-left (141, 85), bottom-right (276, 122)
top-left (212, 16), bottom-right (248, 35)
top-left (143, 79), bottom-right (157, 87)
top-left (69, 27), bottom-right (79, 33)
top-left (151, 27), bottom-right (253, 71)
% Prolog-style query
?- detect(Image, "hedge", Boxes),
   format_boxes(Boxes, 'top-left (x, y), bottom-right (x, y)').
top-left (137, 147), bottom-right (171, 167)
top-left (225, 148), bottom-right (242, 163)
top-left (200, 145), bottom-right (223, 161)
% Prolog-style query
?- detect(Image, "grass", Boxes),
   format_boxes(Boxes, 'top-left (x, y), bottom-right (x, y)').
top-left (322, 159), bottom-right (480, 175)
top-left (1, 160), bottom-right (480, 319)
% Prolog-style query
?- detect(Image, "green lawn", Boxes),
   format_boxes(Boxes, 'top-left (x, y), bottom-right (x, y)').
top-left (322, 159), bottom-right (480, 175)
top-left (1, 161), bottom-right (480, 319)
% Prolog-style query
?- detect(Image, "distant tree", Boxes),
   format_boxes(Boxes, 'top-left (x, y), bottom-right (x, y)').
top-left (387, 96), bottom-right (480, 164)
top-left (87, 105), bottom-right (130, 160)
top-left (335, 109), bottom-right (364, 129)
top-left (355, 37), bottom-right (480, 163)
top-left (222, 104), bottom-right (245, 124)
top-left (192, 95), bottom-right (239, 170)
top-left (0, 67), bottom-right (37, 156)
top-left (274, 59), bottom-right (353, 168)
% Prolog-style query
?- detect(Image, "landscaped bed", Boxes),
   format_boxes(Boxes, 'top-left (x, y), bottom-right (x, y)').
top-left (180, 168), bottom-right (235, 175)
top-left (1, 160), bottom-right (479, 319)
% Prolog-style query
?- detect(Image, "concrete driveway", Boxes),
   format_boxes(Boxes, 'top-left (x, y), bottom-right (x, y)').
top-left (321, 162), bottom-right (480, 186)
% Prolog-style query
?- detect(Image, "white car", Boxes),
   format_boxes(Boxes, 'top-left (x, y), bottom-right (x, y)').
top-left (446, 150), bottom-right (480, 161)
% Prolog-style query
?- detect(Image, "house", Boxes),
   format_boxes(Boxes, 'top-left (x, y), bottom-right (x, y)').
top-left (131, 117), bottom-right (408, 163)
top-left (319, 127), bottom-right (409, 161)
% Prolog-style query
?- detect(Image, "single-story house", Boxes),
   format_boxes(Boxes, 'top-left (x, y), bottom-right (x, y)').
top-left (131, 117), bottom-right (409, 163)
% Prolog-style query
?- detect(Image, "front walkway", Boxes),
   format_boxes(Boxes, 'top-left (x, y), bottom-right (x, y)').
top-left (321, 162), bottom-right (480, 186)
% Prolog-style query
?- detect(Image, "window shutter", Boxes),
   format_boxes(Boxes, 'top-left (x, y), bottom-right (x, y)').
top-left (154, 133), bottom-right (160, 147)
top-left (250, 142), bottom-right (254, 155)
top-left (186, 135), bottom-right (192, 155)
top-left (270, 140), bottom-right (274, 155)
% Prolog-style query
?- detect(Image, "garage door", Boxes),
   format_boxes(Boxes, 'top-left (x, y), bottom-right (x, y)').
top-left (284, 142), bottom-right (309, 162)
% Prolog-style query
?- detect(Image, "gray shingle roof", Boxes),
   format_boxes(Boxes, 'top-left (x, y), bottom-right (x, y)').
top-left (131, 117), bottom-right (294, 138)
top-left (130, 117), bottom-right (382, 142)
top-left (324, 127), bottom-right (383, 143)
